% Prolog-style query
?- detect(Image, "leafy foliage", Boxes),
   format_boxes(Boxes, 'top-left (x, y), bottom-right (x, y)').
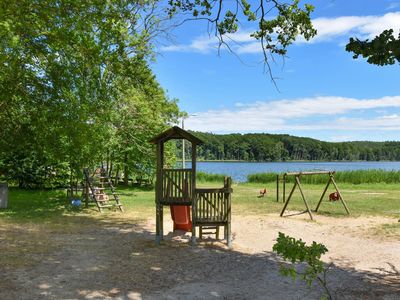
top-left (0, 0), bottom-right (180, 187)
top-left (346, 29), bottom-right (400, 66)
top-left (167, 0), bottom-right (316, 81)
top-left (273, 232), bottom-right (332, 299)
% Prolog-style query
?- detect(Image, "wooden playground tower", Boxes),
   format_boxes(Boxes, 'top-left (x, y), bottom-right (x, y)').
top-left (150, 126), bottom-right (232, 246)
top-left (278, 171), bottom-right (350, 220)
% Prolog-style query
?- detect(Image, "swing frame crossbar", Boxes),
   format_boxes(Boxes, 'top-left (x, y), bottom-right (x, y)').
top-left (279, 171), bottom-right (350, 220)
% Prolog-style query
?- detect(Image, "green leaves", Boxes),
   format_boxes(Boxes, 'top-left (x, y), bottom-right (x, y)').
top-left (273, 232), bottom-right (331, 298)
top-left (0, 0), bottom-right (180, 186)
top-left (346, 29), bottom-right (400, 66)
top-left (167, 1), bottom-right (316, 61)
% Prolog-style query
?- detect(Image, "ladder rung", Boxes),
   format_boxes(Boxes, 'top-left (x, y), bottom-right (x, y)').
top-left (98, 204), bottom-right (113, 207)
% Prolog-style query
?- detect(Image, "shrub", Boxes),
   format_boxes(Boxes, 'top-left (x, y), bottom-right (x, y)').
top-left (273, 232), bottom-right (332, 299)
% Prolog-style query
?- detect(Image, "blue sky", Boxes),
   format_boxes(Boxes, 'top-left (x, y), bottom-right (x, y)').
top-left (152, 0), bottom-right (400, 142)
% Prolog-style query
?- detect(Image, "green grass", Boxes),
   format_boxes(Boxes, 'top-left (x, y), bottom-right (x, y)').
top-left (0, 185), bottom-right (157, 224)
top-left (248, 169), bottom-right (400, 184)
top-left (233, 182), bottom-right (400, 217)
top-left (196, 171), bottom-right (228, 183)
top-left (1, 181), bottom-right (399, 224)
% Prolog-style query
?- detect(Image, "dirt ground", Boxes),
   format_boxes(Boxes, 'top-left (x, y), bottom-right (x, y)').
top-left (0, 213), bottom-right (399, 300)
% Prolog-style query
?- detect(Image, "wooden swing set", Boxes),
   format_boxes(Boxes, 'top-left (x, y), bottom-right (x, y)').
top-left (279, 171), bottom-right (350, 220)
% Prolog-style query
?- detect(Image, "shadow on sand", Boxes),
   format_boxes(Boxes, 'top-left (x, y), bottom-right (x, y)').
top-left (0, 211), bottom-right (399, 300)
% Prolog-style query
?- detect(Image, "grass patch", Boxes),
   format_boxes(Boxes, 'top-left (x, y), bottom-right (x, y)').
top-left (196, 171), bottom-right (227, 183)
top-left (1, 181), bottom-right (399, 226)
top-left (372, 222), bottom-right (400, 239)
top-left (248, 169), bottom-right (400, 184)
top-left (235, 182), bottom-right (400, 217)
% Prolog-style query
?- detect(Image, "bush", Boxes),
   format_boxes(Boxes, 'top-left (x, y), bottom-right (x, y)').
top-left (273, 232), bottom-right (332, 299)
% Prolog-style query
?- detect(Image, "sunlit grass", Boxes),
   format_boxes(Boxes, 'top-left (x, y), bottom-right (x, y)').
top-left (248, 169), bottom-right (400, 184)
top-left (234, 182), bottom-right (400, 217)
top-left (1, 181), bottom-right (399, 225)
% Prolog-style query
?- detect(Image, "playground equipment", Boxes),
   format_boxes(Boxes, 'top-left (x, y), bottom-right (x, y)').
top-left (83, 168), bottom-right (124, 212)
top-left (278, 171), bottom-right (350, 220)
top-left (150, 126), bottom-right (232, 246)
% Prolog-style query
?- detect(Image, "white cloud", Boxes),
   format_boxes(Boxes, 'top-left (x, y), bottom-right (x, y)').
top-left (161, 12), bottom-right (400, 54)
top-left (311, 12), bottom-right (400, 42)
top-left (160, 35), bottom-right (219, 53)
top-left (184, 96), bottom-right (400, 133)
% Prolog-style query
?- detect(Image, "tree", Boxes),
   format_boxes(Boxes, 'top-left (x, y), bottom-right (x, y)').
top-left (0, 0), bottom-right (180, 187)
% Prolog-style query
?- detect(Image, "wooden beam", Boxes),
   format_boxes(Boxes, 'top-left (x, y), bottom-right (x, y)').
top-left (284, 171), bottom-right (335, 176)
top-left (331, 177), bottom-right (350, 215)
top-left (295, 176), bottom-right (314, 221)
top-left (276, 174), bottom-right (279, 202)
top-left (283, 174), bottom-right (286, 203)
top-left (314, 176), bottom-right (332, 212)
top-left (191, 143), bottom-right (197, 246)
top-left (280, 179), bottom-right (298, 217)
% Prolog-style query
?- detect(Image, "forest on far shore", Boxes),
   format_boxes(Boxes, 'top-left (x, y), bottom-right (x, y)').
top-left (181, 131), bottom-right (400, 162)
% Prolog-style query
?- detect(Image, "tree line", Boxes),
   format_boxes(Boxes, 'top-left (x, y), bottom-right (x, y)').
top-left (181, 131), bottom-right (400, 162)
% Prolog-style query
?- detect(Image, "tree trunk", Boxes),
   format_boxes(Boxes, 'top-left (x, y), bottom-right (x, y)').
top-left (114, 166), bottom-right (119, 186)
top-left (124, 153), bottom-right (129, 186)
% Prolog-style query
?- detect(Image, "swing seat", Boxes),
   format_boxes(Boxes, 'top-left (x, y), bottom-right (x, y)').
top-left (329, 192), bottom-right (339, 201)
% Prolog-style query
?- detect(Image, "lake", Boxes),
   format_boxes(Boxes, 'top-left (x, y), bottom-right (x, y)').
top-left (188, 161), bottom-right (400, 182)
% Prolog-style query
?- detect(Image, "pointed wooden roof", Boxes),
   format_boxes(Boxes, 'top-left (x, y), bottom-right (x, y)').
top-left (149, 126), bottom-right (204, 145)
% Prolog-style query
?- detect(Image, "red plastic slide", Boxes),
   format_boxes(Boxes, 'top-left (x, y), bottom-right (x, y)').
top-left (170, 205), bottom-right (192, 232)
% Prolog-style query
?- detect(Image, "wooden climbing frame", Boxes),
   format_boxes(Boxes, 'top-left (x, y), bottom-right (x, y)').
top-left (150, 126), bottom-right (232, 246)
top-left (279, 171), bottom-right (350, 220)
top-left (193, 177), bottom-right (232, 246)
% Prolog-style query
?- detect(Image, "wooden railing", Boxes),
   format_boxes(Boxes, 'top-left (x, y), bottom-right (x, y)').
top-left (193, 177), bottom-right (232, 225)
top-left (161, 169), bottom-right (193, 204)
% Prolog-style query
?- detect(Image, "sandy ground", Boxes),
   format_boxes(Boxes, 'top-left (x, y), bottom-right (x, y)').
top-left (0, 213), bottom-right (399, 300)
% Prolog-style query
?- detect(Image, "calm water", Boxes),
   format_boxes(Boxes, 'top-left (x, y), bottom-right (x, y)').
top-left (188, 161), bottom-right (400, 182)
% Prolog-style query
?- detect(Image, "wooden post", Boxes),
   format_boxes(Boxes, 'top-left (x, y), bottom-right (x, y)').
top-left (226, 176), bottom-right (232, 248)
top-left (124, 152), bottom-right (129, 186)
top-left (191, 142), bottom-right (197, 245)
top-left (280, 179), bottom-right (297, 217)
top-left (314, 175), bottom-right (332, 212)
top-left (155, 142), bottom-right (164, 244)
top-left (283, 174), bottom-right (286, 203)
top-left (276, 174), bottom-right (279, 202)
top-left (331, 176), bottom-right (350, 215)
top-left (295, 176), bottom-right (314, 221)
